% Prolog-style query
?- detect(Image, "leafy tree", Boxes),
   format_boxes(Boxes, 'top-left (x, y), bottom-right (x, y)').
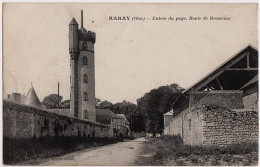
top-left (136, 84), bottom-right (183, 136)
top-left (98, 100), bottom-right (113, 110)
top-left (131, 106), bottom-right (145, 132)
top-left (61, 100), bottom-right (70, 109)
top-left (42, 94), bottom-right (63, 109)
top-left (112, 100), bottom-right (136, 115)
top-left (111, 100), bottom-right (137, 131)
top-left (95, 98), bottom-right (101, 108)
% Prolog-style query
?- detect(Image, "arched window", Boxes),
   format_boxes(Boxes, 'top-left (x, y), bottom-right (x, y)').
top-left (83, 74), bottom-right (88, 83)
top-left (82, 42), bottom-right (87, 50)
top-left (84, 92), bottom-right (88, 101)
top-left (83, 56), bottom-right (88, 65)
top-left (84, 110), bottom-right (88, 119)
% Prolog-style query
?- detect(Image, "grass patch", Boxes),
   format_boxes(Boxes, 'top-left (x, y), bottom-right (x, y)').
top-left (3, 136), bottom-right (118, 165)
top-left (134, 135), bottom-right (258, 166)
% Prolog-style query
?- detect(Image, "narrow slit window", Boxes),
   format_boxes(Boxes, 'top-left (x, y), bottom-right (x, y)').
top-left (83, 56), bottom-right (88, 65)
top-left (189, 119), bottom-right (191, 130)
top-left (84, 92), bottom-right (88, 101)
top-left (83, 74), bottom-right (88, 83)
top-left (84, 110), bottom-right (88, 119)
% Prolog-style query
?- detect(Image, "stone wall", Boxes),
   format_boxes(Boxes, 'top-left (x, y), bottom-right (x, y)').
top-left (164, 115), bottom-right (173, 127)
top-left (47, 109), bottom-right (71, 116)
top-left (169, 107), bottom-right (203, 146)
top-left (243, 83), bottom-right (258, 109)
top-left (3, 101), bottom-right (111, 139)
top-left (202, 106), bottom-right (258, 146)
top-left (169, 105), bottom-right (258, 146)
top-left (190, 91), bottom-right (244, 110)
top-left (164, 124), bottom-right (171, 135)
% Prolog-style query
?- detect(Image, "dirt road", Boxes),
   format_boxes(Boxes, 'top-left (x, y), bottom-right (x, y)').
top-left (37, 137), bottom-right (146, 166)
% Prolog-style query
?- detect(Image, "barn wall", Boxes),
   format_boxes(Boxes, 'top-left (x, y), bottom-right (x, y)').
top-left (164, 115), bottom-right (173, 127)
top-left (163, 124), bottom-right (171, 135)
top-left (3, 101), bottom-right (110, 139)
top-left (202, 106), bottom-right (258, 146)
top-left (170, 107), bottom-right (203, 146)
top-left (170, 108), bottom-right (189, 137)
top-left (190, 91), bottom-right (244, 110)
top-left (243, 83), bottom-right (258, 109)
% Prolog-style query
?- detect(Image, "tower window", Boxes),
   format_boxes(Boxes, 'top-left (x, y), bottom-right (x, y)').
top-left (189, 119), bottom-right (191, 130)
top-left (82, 42), bottom-right (87, 50)
top-left (83, 74), bottom-right (88, 83)
top-left (83, 56), bottom-right (88, 65)
top-left (84, 92), bottom-right (88, 101)
top-left (84, 110), bottom-right (88, 119)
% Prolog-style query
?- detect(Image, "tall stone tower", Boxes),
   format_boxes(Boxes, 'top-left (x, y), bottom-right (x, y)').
top-left (69, 10), bottom-right (96, 122)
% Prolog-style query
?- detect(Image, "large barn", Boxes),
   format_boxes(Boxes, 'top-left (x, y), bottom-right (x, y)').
top-left (164, 45), bottom-right (258, 147)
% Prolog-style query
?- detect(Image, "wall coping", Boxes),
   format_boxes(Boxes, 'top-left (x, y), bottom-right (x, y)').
top-left (231, 108), bottom-right (258, 112)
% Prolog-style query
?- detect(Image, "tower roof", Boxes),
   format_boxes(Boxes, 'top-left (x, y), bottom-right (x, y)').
top-left (24, 85), bottom-right (42, 108)
top-left (79, 27), bottom-right (87, 34)
top-left (69, 17), bottom-right (78, 25)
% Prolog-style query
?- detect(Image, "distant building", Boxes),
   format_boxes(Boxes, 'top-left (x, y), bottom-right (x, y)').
top-left (96, 109), bottom-right (118, 125)
top-left (24, 85), bottom-right (42, 109)
top-left (117, 114), bottom-right (131, 136)
top-left (96, 109), bottom-right (130, 138)
top-left (117, 114), bottom-right (130, 128)
top-left (163, 110), bottom-right (173, 135)
top-left (7, 84), bottom-right (43, 109)
top-left (7, 93), bottom-right (26, 104)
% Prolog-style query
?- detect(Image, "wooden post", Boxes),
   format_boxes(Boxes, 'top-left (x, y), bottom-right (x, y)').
top-left (216, 77), bottom-right (223, 90)
top-left (247, 53), bottom-right (250, 69)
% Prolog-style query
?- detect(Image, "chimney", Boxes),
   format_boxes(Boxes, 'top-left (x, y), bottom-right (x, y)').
top-left (81, 10), bottom-right (83, 28)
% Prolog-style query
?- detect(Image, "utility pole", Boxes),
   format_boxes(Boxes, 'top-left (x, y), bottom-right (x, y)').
top-left (131, 111), bottom-right (133, 138)
top-left (58, 82), bottom-right (60, 108)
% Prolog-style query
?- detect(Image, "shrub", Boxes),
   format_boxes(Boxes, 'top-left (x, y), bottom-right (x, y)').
top-left (135, 135), bottom-right (258, 166)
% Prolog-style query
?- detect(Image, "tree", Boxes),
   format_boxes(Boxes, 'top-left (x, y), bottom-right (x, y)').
top-left (61, 100), bottom-right (70, 109)
top-left (98, 100), bottom-right (113, 110)
top-left (136, 84), bottom-right (183, 136)
top-left (95, 98), bottom-right (101, 108)
top-left (42, 94), bottom-right (63, 109)
top-left (131, 106), bottom-right (145, 132)
top-left (111, 100), bottom-right (137, 131)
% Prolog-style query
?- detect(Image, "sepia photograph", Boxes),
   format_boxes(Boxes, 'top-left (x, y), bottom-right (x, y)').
top-left (2, 3), bottom-right (258, 166)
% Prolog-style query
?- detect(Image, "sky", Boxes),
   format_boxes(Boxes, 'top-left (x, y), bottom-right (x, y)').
top-left (3, 3), bottom-right (258, 104)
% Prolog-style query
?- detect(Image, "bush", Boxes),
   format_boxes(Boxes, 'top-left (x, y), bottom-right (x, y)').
top-left (134, 135), bottom-right (258, 166)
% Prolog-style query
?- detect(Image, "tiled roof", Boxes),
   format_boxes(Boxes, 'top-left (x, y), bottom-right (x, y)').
top-left (96, 109), bottom-right (118, 125)
top-left (117, 114), bottom-right (130, 125)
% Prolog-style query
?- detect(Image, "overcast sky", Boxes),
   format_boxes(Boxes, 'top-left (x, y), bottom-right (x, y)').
top-left (3, 3), bottom-right (257, 104)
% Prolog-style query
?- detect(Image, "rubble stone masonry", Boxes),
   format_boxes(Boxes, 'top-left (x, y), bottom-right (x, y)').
top-left (170, 105), bottom-right (258, 146)
top-left (3, 101), bottom-right (112, 139)
top-left (202, 106), bottom-right (258, 146)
